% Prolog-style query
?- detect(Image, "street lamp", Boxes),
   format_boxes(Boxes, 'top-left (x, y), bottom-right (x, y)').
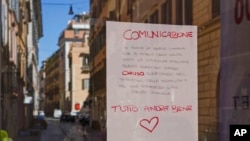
top-left (68, 5), bottom-right (74, 15)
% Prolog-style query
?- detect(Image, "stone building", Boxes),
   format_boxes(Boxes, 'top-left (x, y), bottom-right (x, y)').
top-left (58, 13), bottom-right (90, 113)
top-left (26, 0), bottom-right (43, 117)
top-left (38, 61), bottom-right (46, 111)
top-left (0, 0), bottom-right (43, 138)
top-left (43, 13), bottom-right (90, 115)
top-left (44, 50), bottom-right (60, 116)
top-left (68, 40), bottom-right (90, 113)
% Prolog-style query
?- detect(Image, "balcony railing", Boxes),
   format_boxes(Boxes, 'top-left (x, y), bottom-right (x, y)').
top-left (81, 65), bottom-right (90, 72)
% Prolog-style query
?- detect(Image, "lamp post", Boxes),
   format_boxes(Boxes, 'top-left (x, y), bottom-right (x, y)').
top-left (68, 5), bottom-right (74, 15)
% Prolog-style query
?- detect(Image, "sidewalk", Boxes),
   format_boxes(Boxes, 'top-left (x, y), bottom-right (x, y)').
top-left (14, 135), bottom-right (40, 141)
top-left (83, 126), bottom-right (106, 141)
top-left (13, 128), bottom-right (41, 141)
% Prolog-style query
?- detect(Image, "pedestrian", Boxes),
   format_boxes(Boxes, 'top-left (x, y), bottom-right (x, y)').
top-left (83, 126), bottom-right (87, 137)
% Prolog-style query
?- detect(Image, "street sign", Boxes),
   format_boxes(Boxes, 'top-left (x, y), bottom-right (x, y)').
top-left (24, 96), bottom-right (33, 104)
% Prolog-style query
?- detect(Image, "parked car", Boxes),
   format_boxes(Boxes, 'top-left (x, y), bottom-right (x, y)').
top-left (53, 109), bottom-right (62, 118)
top-left (60, 112), bottom-right (76, 123)
top-left (70, 111), bottom-right (78, 122)
top-left (60, 113), bottom-right (71, 122)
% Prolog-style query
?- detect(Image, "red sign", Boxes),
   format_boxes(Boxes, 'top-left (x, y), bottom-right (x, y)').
top-left (75, 103), bottom-right (80, 110)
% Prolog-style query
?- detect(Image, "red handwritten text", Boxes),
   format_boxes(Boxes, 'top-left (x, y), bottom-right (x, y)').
top-left (123, 29), bottom-right (193, 40)
top-left (110, 105), bottom-right (193, 113)
top-left (122, 71), bottom-right (144, 76)
top-left (171, 105), bottom-right (192, 113)
top-left (144, 105), bottom-right (169, 112)
top-left (111, 105), bottom-right (138, 112)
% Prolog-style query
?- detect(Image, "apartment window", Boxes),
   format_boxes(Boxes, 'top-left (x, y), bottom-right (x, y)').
top-left (176, 0), bottom-right (193, 25)
top-left (25, 1), bottom-right (31, 21)
top-left (68, 82), bottom-right (71, 91)
top-left (91, 5), bottom-right (98, 19)
top-left (101, 0), bottom-right (106, 8)
top-left (74, 29), bottom-right (79, 36)
top-left (69, 57), bottom-right (72, 68)
top-left (82, 79), bottom-right (90, 90)
top-left (127, 0), bottom-right (132, 15)
top-left (176, 0), bottom-right (183, 25)
top-left (84, 34), bottom-right (89, 46)
top-left (161, 0), bottom-right (172, 24)
top-left (17, 51), bottom-right (21, 72)
top-left (101, 27), bottom-right (106, 46)
top-left (10, 0), bottom-right (20, 22)
top-left (150, 10), bottom-right (159, 23)
top-left (61, 52), bottom-right (64, 58)
top-left (116, 0), bottom-right (121, 20)
top-left (212, 0), bottom-right (220, 18)
top-left (109, 10), bottom-right (117, 20)
top-left (83, 55), bottom-right (89, 66)
top-left (184, 0), bottom-right (192, 25)
top-left (96, 3), bottom-right (101, 18)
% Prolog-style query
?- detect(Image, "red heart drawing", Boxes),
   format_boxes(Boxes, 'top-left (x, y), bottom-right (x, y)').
top-left (139, 116), bottom-right (159, 133)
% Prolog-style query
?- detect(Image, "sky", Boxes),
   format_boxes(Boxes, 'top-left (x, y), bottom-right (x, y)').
top-left (39, 0), bottom-right (90, 68)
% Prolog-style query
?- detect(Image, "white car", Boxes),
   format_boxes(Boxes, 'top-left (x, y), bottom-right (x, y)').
top-left (53, 109), bottom-right (62, 118)
top-left (70, 111), bottom-right (77, 116)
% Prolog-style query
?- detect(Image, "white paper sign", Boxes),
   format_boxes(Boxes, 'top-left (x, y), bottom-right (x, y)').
top-left (106, 21), bottom-right (197, 141)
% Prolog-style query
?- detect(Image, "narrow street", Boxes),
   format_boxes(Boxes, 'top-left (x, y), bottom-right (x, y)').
top-left (15, 118), bottom-right (87, 141)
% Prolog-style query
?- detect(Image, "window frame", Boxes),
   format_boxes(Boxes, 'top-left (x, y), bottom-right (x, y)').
top-left (82, 79), bottom-right (90, 90)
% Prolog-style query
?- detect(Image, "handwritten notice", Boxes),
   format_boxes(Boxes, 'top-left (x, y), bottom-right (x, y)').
top-left (106, 21), bottom-right (197, 141)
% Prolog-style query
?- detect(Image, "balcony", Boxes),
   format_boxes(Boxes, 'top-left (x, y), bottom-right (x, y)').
top-left (81, 65), bottom-right (90, 73)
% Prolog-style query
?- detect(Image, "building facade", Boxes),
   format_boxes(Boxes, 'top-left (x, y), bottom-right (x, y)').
top-left (1, 0), bottom-right (23, 136)
top-left (44, 50), bottom-right (60, 116)
top-left (58, 14), bottom-right (90, 113)
top-left (0, 0), bottom-right (43, 138)
top-left (38, 61), bottom-right (46, 111)
top-left (90, 0), bottom-right (220, 140)
top-left (194, 0), bottom-right (220, 140)
top-left (26, 0), bottom-right (43, 117)
top-left (43, 13), bottom-right (90, 116)
top-left (68, 39), bottom-right (90, 113)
